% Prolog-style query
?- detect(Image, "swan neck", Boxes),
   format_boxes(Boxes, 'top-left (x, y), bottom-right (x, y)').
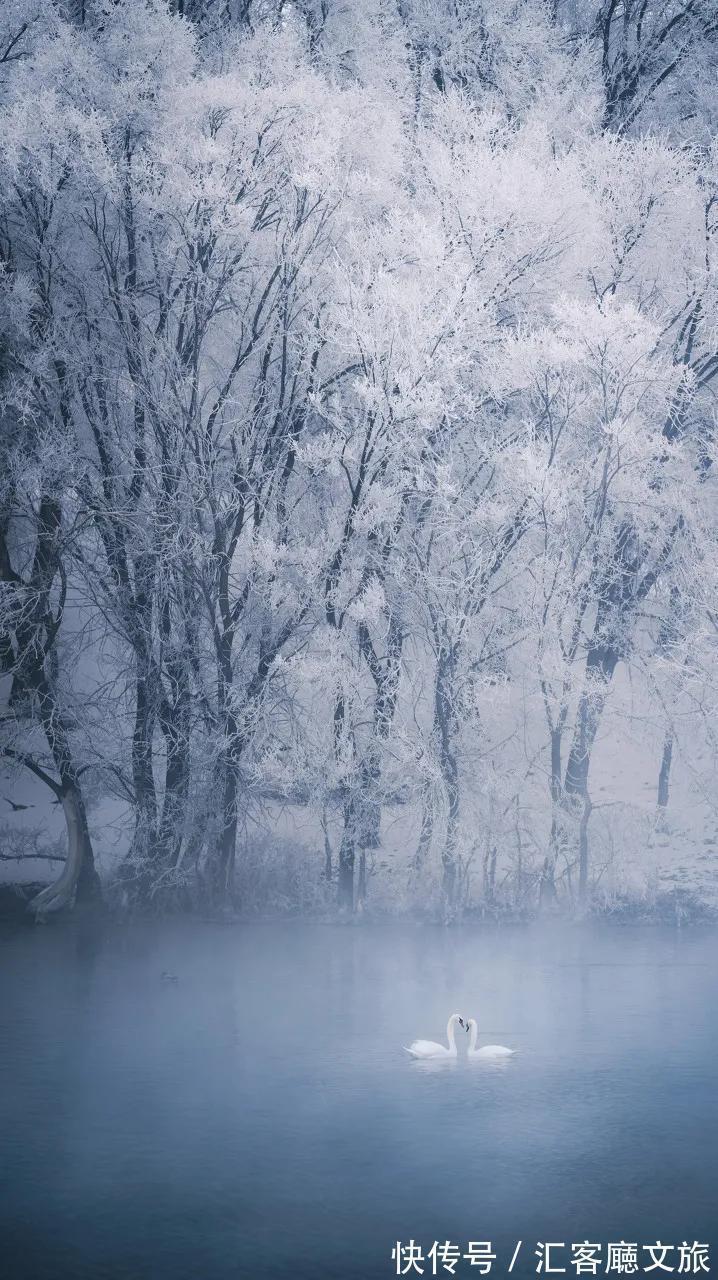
top-left (468, 1020), bottom-right (478, 1052)
top-left (447, 1015), bottom-right (457, 1052)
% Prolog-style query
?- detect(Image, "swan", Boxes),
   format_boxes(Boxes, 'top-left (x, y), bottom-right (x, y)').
top-left (404, 1013), bottom-right (465, 1059)
top-left (466, 1017), bottom-right (515, 1059)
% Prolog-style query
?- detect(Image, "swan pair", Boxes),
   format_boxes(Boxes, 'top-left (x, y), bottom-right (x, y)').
top-left (405, 1013), bottom-right (514, 1060)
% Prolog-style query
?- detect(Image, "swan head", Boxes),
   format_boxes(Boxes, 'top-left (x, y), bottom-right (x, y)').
top-left (458, 1016), bottom-right (470, 1034)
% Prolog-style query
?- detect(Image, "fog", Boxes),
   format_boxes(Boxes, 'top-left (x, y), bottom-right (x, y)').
top-left (1, 5), bottom-right (717, 1276)
top-left (2, 918), bottom-right (716, 1279)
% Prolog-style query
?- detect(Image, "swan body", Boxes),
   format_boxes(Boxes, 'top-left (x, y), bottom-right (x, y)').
top-left (466, 1018), bottom-right (514, 1059)
top-left (405, 1013), bottom-right (463, 1059)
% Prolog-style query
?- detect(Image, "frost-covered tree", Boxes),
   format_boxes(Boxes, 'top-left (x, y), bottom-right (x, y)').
top-left (1, 0), bottom-right (716, 916)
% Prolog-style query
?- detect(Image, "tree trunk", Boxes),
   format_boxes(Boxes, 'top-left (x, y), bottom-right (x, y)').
top-left (0, 499), bottom-right (101, 914)
top-left (577, 791), bottom-right (592, 904)
top-left (129, 654), bottom-right (158, 863)
top-left (214, 750), bottom-right (239, 903)
top-left (434, 647), bottom-right (461, 910)
top-left (412, 786), bottom-right (434, 875)
top-left (157, 728), bottom-right (190, 870)
top-left (209, 630), bottom-right (242, 905)
top-left (347, 611), bottom-right (403, 906)
top-left (563, 639), bottom-right (619, 903)
top-left (30, 781), bottom-right (100, 915)
top-left (357, 849), bottom-right (367, 908)
top-left (156, 662), bottom-right (191, 873)
top-left (657, 731), bottom-right (673, 814)
top-left (321, 808), bottom-right (333, 882)
top-left (337, 800), bottom-right (356, 912)
top-left (539, 726), bottom-right (563, 906)
top-left (514, 798), bottom-right (524, 905)
top-left (441, 756), bottom-right (460, 909)
top-left (29, 679), bottom-right (102, 915)
top-left (483, 843), bottom-right (497, 903)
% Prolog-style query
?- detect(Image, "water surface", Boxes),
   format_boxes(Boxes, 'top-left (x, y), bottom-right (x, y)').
top-left (1, 919), bottom-right (716, 1279)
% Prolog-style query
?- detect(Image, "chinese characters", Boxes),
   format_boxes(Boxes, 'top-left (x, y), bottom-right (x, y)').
top-left (391, 1241), bottom-right (710, 1277)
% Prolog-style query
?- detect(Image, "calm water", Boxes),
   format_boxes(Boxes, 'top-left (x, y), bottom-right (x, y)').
top-left (1, 919), bottom-right (716, 1280)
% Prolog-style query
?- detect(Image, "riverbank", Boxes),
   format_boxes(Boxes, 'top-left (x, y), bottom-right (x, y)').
top-left (1, 878), bottom-right (715, 927)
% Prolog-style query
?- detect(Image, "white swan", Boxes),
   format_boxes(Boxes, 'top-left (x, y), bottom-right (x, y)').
top-left (466, 1017), bottom-right (515, 1059)
top-left (404, 1013), bottom-right (465, 1059)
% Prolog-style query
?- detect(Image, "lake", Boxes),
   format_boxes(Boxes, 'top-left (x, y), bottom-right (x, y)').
top-left (1, 918), bottom-right (716, 1279)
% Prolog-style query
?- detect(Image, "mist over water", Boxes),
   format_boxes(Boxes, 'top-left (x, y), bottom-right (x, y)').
top-left (1, 920), bottom-right (716, 1280)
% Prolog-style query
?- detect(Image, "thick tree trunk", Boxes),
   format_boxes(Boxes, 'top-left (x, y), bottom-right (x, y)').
top-left (340, 611), bottom-right (403, 909)
top-left (412, 786), bottom-right (434, 875)
top-left (0, 499), bottom-right (101, 914)
top-left (29, 680), bottom-right (101, 914)
top-left (30, 781), bottom-right (100, 915)
top-left (563, 640), bottom-right (619, 902)
top-left (157, 728), bottom-right (190, 870)
top-left (156, 663), bottom-right (191, 873)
